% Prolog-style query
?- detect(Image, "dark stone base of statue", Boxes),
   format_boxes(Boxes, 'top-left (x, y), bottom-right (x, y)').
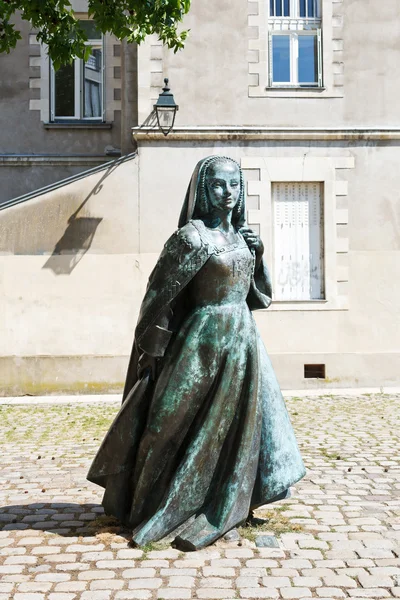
top-left (87, 156), bottom-right (305, 550)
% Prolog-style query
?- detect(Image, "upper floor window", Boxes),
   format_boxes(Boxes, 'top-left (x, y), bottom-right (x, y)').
top-left (50, 20), bottom-right (104, 121)
top-left (268, 0), bottom-right (322, 88)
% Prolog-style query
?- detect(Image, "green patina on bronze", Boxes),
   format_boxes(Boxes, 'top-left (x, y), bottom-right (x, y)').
top-left (87, 156), bottom-right (305, 550)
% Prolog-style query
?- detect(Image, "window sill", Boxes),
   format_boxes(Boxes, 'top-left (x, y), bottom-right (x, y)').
top-left (266, 86), bottom-right (325, 91)
top-left (265, 298), bottom-right (349, 311)
top-left (43, 122), bottom-right (113, 130)
top-left (249, 86), bottom-right (344, 99)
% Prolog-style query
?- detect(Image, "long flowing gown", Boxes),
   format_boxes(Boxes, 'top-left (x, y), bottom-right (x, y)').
top-left (88, 223), bottom-right (305, 550)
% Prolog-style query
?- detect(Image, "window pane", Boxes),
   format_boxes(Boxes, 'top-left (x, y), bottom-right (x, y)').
top-left (276, 0), bottom-right (282, 16)
top-left (79, 20), bottom-right (101, 40)
top-left (272, 35), bottom-right (291, 83)
top-left (298, 35), bottom-right (318, 84)
top-left (270, 0), bottom-right (274, 16)
top-left (308, 0), bottom-right (314, 17)
top-left (284, 0), bottom-right (290, 16)
top-left (84, 47), bottom-right (102, 118)
top-left (299, 0), bottom-right (306, 17)
top-left (54, 63), bottom-right (75, 117)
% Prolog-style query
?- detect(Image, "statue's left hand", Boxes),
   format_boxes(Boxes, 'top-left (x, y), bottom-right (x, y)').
top-left (239, 227), bottom-right (264, 269)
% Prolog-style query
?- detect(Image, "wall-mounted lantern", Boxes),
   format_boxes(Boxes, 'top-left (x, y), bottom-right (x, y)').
top-left (153, 78), bottom-right (179, 136)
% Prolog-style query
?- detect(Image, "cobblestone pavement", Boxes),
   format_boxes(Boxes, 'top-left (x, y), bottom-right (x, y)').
top-left (0, 394), bottom-right (399, 600)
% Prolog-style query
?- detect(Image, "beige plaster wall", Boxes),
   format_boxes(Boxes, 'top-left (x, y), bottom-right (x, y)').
top-left (1, 142), bottom-right (399, 394)
top-left (0, 156), bottom-right (143, 395)
top-left (137, 0), bottom-right (400, 128)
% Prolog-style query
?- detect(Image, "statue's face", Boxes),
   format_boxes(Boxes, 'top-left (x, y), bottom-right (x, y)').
top-left (205, 161), bottom-right (241, 213)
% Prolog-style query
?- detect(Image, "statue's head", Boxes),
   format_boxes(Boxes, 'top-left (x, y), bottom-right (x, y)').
top-left (179, 156), bottom-right (246, 229)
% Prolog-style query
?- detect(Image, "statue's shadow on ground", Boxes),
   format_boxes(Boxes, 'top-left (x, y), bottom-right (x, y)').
top-left (0, 502), bottom-right (131, 541)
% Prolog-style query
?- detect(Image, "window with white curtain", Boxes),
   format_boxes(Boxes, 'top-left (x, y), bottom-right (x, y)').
top-left (50, 20), bottom-right (104, 121)
top-left (272, 182), bottom-right (325, 301)
top-left (268, 0), bottom-right (322, 87)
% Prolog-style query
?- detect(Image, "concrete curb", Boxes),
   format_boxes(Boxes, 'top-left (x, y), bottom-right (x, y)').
top-left (0, 387), bottom-right (399, 405)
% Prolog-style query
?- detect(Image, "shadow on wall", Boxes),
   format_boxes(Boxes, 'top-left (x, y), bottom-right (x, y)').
top-left (42, 160), bottom-right (122, 275)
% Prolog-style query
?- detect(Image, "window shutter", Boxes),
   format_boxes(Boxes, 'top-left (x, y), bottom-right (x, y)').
top-left (317, 28), bottom-right (323, 87)
top-left (50, 63), bottom-right (55, 121)
top-left (268, 32), bottom-right (273, 87)
top-left (273, 182), bottom-right (324, 300)
top-left (102, 35), bottom-right (106, 122)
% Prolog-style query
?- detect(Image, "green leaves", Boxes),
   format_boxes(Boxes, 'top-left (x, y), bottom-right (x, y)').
top-left (0, 0), bottom-right (191, 67)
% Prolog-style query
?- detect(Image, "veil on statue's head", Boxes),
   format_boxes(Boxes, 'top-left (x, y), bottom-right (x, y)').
top-left (178, 156), bottom-right (246, 230)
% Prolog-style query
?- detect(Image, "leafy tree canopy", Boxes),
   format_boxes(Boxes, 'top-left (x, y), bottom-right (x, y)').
top-left (0, 0), bottom-right (191, 69)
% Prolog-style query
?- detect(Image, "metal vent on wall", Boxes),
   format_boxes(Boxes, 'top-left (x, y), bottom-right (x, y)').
top-left (304, 364), bottom-right (326, 379)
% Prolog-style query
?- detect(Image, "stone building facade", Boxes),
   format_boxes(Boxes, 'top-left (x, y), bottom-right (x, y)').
top-left (0, 0), bottom-right (399, 394)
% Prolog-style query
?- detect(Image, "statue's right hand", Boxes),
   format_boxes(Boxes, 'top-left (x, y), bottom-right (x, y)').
top-left (137, 353), bottom-right (157, 381)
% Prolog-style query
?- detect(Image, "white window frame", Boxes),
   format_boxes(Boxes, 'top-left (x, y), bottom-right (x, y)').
top-left (50, 24), bottom-right (105, 122)
top-left (268, 0), bottom-right (323, 88)
top-left (271, 181), bottom-right (325, 302)
top-left (241, 156), bottom-right (354, 312)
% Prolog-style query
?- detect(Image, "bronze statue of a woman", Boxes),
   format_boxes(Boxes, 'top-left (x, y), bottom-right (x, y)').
top-left (87, 156), bottom-right (305, 550)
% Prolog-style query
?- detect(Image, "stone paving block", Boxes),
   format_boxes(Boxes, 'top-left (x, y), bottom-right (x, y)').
top-left (271, 568), bottom-right (299, 577)
top-left (369, 566), bottom-right (400, 575)
top-left (158, 589), bottom-right (192, 599)
top-left (117, 549), bottom-right (144, 559)
top-left (211, 558), bottom-right (241, 567)
top-left (225, 549), bottom-right (254, 558)
top-left (236, 576), bottom-right (259, 588)
top-left (239, 590), bottom-right (279, 599)
top-left (357, 548), bottom-right (395, 559)
top-left (90, 580), bottom-right (125, 590)
top-left (316, 589), bottom-right (346, 598)
top-left (203, 567), bottom-right (236, 577)
top-left (358, 572), bottom-right (394, 587)
top-left (81, 551), bottom-right (114, 561)
top-left (0, 565), bottom-right (24, 574)
top-left (161, 568), bottom-right (198, 577)
top-left (128, 579), bottom-right (163, 589)
top-left (281, 559), bottom-right (312, 569)
top-left (81, 592), bottom-right (112, 600)
top-left (199, 577), bottom-right (232, 588)
top-left (167, 576), bottom-right (196, 587)
top-left (261, 576), bottom-right (291, 587)
top-left (32, 546), bottom-right (61, 555)
top-left (245, 559), bottom-right (278, 568)
top-left (147, 550), bottom-right (181, 559)
top-left (280, 589), bottom-right (312, 599)
top-left (122, 568), bottom-right (156, 578)
top-left (5, 555), bottom-right (38, 564)
top-left (14, 594), bottom-right (46, 600)
top-left (35, 573), bottom-right (71, 582)
top-left (146, 560), bottom-right (170, 568)
top-left (54, 583), bottom-right (87, 592)
top-left (44, 553), bottom-right (78, 563)
top-left (78, 569), bottom-right (116, 580)
top-left (196, 590), bottom-right (235, 599)
top-left (17, 582), bottom-right (53, 592)
top-left (48, 594), bottom-right (76, 600)
top-left (347, 591), bottom-right (391, 598)
top-left (323, 573), bottom-right (358, 587)
top-left (55, 563), bottom-right (90, 571)
top-left (116, 592), bottom-right (152, 600)
top-left (97, 560), bottom-right (136, 569)
top-left (293, 576), bottom-right (323, 587)
top-left (175, 559), bottom-right (206, 568)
